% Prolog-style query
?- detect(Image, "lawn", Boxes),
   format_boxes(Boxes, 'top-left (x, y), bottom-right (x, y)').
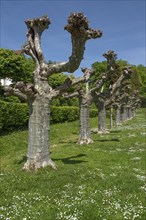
top-left (0, 108), bottom-right (146, 220)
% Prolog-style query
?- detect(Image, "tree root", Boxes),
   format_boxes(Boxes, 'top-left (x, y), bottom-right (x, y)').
top-left (23, 158), bottom-right (57, 171)
top-left (77, 138), bottom-right (93, 145)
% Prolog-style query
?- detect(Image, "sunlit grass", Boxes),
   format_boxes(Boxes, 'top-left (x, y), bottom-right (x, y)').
top-left (0, 109), bottom-right (146, 220)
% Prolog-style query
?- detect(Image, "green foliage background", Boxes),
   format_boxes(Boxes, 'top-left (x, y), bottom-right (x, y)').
top-left (0, 48), bottom-right (34, 83)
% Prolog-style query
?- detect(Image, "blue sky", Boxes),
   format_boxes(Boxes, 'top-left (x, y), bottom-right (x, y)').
top-left (0, 0), bottom-right (145, 76)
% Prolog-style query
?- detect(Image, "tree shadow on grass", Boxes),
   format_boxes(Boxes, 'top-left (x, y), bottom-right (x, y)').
top-left (16, 154), bottom-right (87, 165)
top-left (110, 130), bottom-right (122, 133)
top-left (94, 138), bottom-right (120, 142)
top-left (14, 156), bottom-right (27, 164)
top-left (16, 156), bottom-right (27, 164)
top-left (59, 140), bottom-right (77, 144)
top-left (52, 153), bottom-right (87, 165)
top-left (0, 126), bottom-right (27, 136)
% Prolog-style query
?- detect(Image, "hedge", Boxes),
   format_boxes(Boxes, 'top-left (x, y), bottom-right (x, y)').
top-left (0, 101), bottom-right (98, 132)
top-left (0, 100), bottom-right (29, 131)
top-left (51, 106), bottom-right (98, 123)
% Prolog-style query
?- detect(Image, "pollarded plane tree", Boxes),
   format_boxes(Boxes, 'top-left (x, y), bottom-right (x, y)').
top-left (91, 50), bottom-right (119, 134)
top-left (63, 69), bottom-right (109, 145)
top-left (117, 88), bottom-right (138, 123)
top-left (129, 96), bottom-right (141, 118)
top-left (63, 50), bottom-right (119, 144)
top-left (63, 81), bottom-right (94, 145)
top-left (120, 90), bottom-right (141, 123)
top-left (110, 80), bottom-right (134, 126)
top-left (129, 90), bottom-right (142, 119)
top-left (92, 51), bottom-right (132, 134)
top-left (107, 82), bottom-right (131, 127)
top-left (4, 13), bottom-right (102, 171)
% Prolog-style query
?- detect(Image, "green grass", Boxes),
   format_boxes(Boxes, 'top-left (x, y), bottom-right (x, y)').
top-left (0, 109), bottom-right (146, 220)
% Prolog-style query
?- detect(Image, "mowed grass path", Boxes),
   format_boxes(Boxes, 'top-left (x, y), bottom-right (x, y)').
top-left (0, 109), bottom-right (146, 220)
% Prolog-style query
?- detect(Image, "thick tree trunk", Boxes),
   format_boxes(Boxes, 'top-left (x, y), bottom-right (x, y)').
top-left (98, 100), bottom-right (108, 134)
top-left (77, 97), bottom-right (93, 145)
top-left (115, 106), bottom-right (121, 126)
top-left (23, 96), bottom-right (56, 171)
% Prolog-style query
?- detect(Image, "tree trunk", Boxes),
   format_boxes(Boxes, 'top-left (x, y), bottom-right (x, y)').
top-left (77, 96), bottom-right (93, 144)
top-left (131, 108), bottom-right (135, 118)
top-left (23, 96), bottom-right (56, 171)
top-left (125, 107), bottom-right (129, 121)
top-left (121, 106), bottom-right (127, 123)
top-left (115, 106), bottom-right (121, 126)
top-left (98, 100), bottom-right (108, 134)
top-left (110, 107), bottom-right (113, 128)
top-left (128, 107), bottom-right (134, 120)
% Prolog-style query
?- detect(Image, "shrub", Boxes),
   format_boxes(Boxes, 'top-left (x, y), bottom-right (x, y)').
top-left (50, 106), bottom-right (79, 123)
top-left (4, 96), bottom-right (21, 103)
top-left (0, 101), bottom-right (98, 132)
top-left (0, 101), bottom-right (29, 132)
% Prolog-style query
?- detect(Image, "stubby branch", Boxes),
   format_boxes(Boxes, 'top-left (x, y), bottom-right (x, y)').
top-left (47, 13), bottom-right (102, 75)
top-left (4, 82), bottom-right (37, 101)
top-left (110, 66), bottom-right (132, 96)
top-left (4, 86), bottom-right (28, 102)
top-left (103, 50), bottom-right (117, 71)
top-left (49, 68), bottom-right (94, 98)
top-left (91, 50), bottom-right (118, 93)
top-left (22, 15), bottom-right (51, 66)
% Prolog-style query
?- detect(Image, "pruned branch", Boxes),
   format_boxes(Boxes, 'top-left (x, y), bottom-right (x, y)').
top-left (103, 50), bottom-right (118, 71)
top-left (91, 50), bottom-right (119, 93)
top-left (4, 82), bottom-right (37, 102)
top-left (15, 82), bottom-right (37, 98)
top-left (4, 86), bottom-right (28, 102)
top-left (90, 72), bottom-right (108, 93)
top-left (72, 68), bottom-right (95, 85)
top-left (22, 15), bottom-right (51, 66)
top-left (47, 13), bottom-right (102, 75)
top-left (110, 66), bottom-right (132, 96)
top-left (49, 68), bottom-right (94, 98)
top-left (63, 91), bottom-right (79, 99)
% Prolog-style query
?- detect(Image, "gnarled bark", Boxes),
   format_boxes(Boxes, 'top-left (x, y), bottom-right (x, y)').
top-left (77, 85), bottom-right (93, 145)
top-left (23, 97), bottom-right (57, 171)
top-left (97, 99), bottom-right (109, 134)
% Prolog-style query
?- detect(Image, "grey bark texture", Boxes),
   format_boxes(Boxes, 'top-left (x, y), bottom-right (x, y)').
top-left (78, 95), bottom-right (93, 144)
top-left (115, 105), bottom-right (122, 126)
top-left (23, 97), bottom-right (57, 170)
top-left (77, 85), bottom-right (93, 145)
top-left (97, 98), bottom-right (108, 134)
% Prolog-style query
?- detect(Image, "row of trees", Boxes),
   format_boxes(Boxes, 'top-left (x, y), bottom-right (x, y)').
top-left (0, 13), bottom-right (145, 171)
top-left (63, 50), bottom-right (141, 144)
